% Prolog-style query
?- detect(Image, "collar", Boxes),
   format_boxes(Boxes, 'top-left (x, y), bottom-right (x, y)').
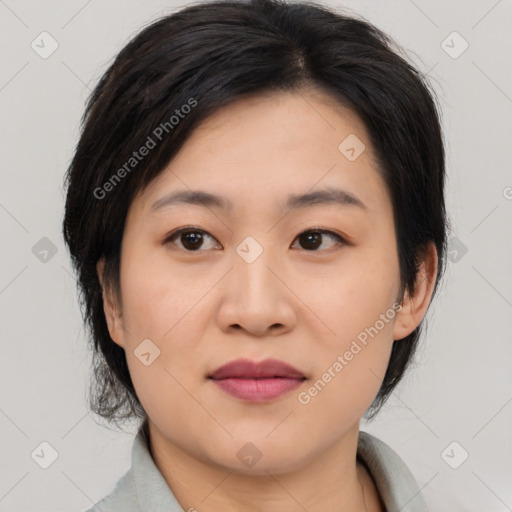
top-left (89, 419), bottom-right (429, 512)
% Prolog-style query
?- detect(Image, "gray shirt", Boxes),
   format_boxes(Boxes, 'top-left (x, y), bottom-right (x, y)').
top-left (85, 421), bottom-right (428, 512)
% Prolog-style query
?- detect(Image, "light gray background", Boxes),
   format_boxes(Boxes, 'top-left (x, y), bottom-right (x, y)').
top-left (1, 0), bottom-right (511, 511)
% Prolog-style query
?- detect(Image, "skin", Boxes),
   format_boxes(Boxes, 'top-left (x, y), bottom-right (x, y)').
top-left (98, 88), bottom-right (437, 512)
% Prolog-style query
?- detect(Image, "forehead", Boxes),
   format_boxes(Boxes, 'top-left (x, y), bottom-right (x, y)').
top-left (138, 89), bottom-right (387, 216)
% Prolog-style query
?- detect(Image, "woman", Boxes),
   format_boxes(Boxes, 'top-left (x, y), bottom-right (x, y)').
top-left (63, 0), bottom-right (448, 510)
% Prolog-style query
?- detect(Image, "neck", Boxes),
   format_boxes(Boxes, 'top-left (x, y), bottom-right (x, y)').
top-left (147, 420), bottom-right (383, 512)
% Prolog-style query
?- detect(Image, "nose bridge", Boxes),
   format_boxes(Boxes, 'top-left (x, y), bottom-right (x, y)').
top-left (232, 234), bottom-right (279, 302)
top-left (216, 233), bottom-right (296, 335)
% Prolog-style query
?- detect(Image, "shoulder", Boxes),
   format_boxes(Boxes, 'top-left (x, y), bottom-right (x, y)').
top-left (357, 431), bottom-right (430, 512)
top-left (82, 421), bottom-right (183, 512)
top-left (83, 468), bottom-right (139, 512)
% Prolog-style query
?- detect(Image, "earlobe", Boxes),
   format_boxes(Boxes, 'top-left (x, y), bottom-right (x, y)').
top-left (96, 258), bottom-right (125, 348)
top-left (392, 242), bottom-right (438, 341)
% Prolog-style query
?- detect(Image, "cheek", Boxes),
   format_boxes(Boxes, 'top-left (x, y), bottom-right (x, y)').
top-left (297, 298), bottom-right (397, 433)
top-left (118, 247), bottom-right (213, 403)
top-left (118, 256), bottom-right (208, 425)
top-left (296, 244), bottom-right (400, 344)
top-left (293, 245), bottom-right (399, 409)
top-left (119, 245), bottom-right (210, 342)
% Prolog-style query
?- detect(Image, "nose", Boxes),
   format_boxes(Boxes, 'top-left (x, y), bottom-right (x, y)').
top-left (216, 243), bottom-right (297, 338)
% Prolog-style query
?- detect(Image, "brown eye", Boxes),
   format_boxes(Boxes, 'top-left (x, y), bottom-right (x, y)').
top-left (164, 228), bottom-right (220, 251)
top-left (163, 227), bottom-right (346, 253)
top-left (292, 229), bottom-right (345, 251)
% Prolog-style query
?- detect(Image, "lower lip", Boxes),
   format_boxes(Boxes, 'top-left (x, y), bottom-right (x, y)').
top-left (211, 377), bottom-right (305, 402)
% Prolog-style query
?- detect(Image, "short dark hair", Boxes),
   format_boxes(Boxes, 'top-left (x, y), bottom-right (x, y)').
top-left (63, 0), bottom-right (448, 428)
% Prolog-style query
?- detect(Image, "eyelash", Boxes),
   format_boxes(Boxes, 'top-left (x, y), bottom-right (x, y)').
top-left (162, 226), bottom-right (347, 253)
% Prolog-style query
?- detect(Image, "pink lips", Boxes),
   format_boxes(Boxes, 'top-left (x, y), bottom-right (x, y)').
top-left (209, 358), bottom-right (306, 402)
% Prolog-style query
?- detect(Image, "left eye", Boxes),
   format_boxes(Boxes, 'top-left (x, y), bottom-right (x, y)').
top-left (291, 229), bottom-right (346, 251)
top-left (163, 228), bottom-right (345, 252)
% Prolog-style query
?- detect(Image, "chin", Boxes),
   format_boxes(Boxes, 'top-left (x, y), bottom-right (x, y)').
top-left (203, 435), bottom-right (316, 476)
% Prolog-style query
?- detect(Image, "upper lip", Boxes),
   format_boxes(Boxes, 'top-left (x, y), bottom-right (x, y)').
top-left (209, 358), bottom-right (306, 380)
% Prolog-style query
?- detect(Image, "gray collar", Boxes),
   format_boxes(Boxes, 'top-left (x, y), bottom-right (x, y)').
top-left (87, 420), bottom-right (429, 512)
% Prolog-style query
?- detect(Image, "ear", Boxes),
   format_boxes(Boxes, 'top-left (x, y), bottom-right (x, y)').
top-left (96, 257), bottom-right (125, 349)
top-left (393, 242), bottom-right (438, 341)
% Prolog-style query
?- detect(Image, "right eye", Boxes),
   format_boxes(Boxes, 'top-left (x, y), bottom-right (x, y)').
top-left (163, 227), bottom-right (221, 252)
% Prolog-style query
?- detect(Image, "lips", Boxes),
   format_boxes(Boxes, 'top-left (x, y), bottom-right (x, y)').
top-left (209, 358), bottom-right (306, 380)
top-left (208, 358), bottom-right (306, 402)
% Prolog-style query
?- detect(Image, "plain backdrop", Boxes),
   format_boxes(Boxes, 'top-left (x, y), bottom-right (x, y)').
top-left (1, 0), bottom-right (511, 511)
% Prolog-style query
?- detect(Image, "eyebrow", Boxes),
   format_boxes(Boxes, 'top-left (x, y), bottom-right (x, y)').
top-left (150, 187), bottom-right (366, 213)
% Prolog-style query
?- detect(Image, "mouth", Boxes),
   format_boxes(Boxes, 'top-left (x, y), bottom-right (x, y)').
top-left (208, 358), bottom-right (307, 402)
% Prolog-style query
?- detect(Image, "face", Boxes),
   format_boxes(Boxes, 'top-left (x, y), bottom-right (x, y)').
top-left (100, 89), bottom-right (430, 475)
